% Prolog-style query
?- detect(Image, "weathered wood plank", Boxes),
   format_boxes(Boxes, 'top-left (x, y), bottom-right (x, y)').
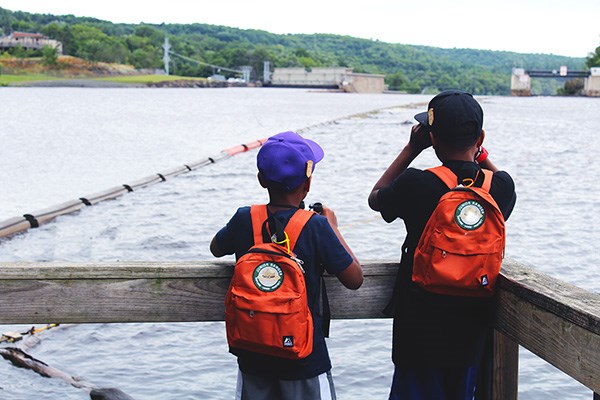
top-left (0, 259), bottom-right (597, 394)
top-left (0, 261), bottom-right (397, 323)
top-left (499, 261), bottom-right (600, 335)
top-left (495, 279), bottom-right (600, 393)
top-left (0, 261), bottom-right (236, 280)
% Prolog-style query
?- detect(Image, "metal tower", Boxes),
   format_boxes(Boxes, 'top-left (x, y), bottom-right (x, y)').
top-left (162, 37), bottom-right (171, 75)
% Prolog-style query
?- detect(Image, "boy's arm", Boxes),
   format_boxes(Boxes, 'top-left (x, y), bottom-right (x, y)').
top-left (209, 235), bottom-right (227, 257)
top-left (475, 143), bottom-right (499, 172)
top-left (336, 261), bottom-right (363, 290)
top-left (368, 124), bottom-right (431, 211)
top-left (321, 206), bottom-right (363, 290)
top-left (478, 157), bottom-right (498, 172)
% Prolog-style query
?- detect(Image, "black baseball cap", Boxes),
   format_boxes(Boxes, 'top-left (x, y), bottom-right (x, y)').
top-left (414, 90), bottom-right (483, 145)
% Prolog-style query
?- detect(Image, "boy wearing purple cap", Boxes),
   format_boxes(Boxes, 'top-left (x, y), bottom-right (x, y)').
top-left (368, 91), bottom-right (516, 400)
top-left (211, 131), bottom-right (363, 400)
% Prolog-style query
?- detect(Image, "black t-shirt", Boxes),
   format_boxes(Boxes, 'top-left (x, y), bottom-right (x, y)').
top-left (377, 161), bottom-right (516, 367)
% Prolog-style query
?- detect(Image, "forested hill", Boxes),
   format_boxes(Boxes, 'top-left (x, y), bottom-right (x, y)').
top-left (0, 7), bottom-right (587, 94)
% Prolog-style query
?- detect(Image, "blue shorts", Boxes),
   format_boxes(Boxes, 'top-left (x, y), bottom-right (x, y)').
top-left (389, 365), bottom-right (479, 400)
top-left (236, 369), bottom-right (336, 400)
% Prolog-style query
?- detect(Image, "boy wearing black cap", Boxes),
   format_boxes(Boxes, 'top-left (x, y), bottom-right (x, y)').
top-left (368, 90), bottom-right (516, 400)
top-left (211, 131), bottom-right (363, 400)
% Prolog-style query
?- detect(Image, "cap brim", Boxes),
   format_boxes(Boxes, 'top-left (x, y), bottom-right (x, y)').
top-left (304, 138), bottom-right (324, 163)
top-left (414, 111), bottom-right (429, 127)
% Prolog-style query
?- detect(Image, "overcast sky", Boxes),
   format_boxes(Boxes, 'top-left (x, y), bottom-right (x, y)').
top-left (1, 0), bottom-right (598, 58)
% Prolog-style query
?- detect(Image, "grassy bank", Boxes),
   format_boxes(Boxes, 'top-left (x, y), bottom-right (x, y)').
top-left (0, 73), bottom-right (214, 87)
top-left (0, 74), bottom-right (62, 86)
top-left (0, 56), bottom-right (208, 87)
top-left (93, 74), bottom-right (207, 84)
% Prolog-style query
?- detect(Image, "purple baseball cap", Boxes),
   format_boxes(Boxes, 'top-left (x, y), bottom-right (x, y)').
top-left (257, 131), bottom-right (324, 190)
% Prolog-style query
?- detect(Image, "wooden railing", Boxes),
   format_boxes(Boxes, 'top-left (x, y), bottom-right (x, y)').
top-left (0, 259), bottom-right (597, 399)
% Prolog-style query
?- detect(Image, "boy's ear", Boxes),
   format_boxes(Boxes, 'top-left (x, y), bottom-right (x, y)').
top-left (258, 172), bottom-right (267, 188)
top-left (477, 130), bottom-right (485, 147)
top-left (304, 176), bottom-right (312, 193)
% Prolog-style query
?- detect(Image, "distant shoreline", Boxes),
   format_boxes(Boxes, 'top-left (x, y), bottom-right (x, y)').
top-left (12, 79), bottom-right (144, 88)
top-left (4, 78), bottom-right (232, 88)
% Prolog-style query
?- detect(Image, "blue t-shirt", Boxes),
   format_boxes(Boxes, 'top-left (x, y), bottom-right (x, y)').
top-left (215, 206), bottom-right (353, 379)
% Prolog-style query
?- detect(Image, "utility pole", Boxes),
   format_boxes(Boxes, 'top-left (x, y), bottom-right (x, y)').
top-left (241, 66), bottom-right (252, 83)
top-left (263, 61), bottom-right (271, 84)
top-left (162, 37), bottom-right (171, 75)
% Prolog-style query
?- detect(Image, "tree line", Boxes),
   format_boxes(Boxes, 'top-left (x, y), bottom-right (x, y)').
top-left (0, 7), bottom-right (595, 95)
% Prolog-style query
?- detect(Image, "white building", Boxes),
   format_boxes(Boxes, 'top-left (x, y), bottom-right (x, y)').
top-left (0, 32), bottom-right (63, 54)
top-left (269, 67), bottom-right (385, 93)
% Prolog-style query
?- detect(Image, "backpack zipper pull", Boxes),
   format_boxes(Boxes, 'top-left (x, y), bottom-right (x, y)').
top-left (291, 256), bottom-right (305, 272)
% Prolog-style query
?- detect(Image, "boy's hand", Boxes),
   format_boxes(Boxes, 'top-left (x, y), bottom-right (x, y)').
top-left (320, 205), bottom-right (339, 228)
top-left (408, 124), bottom-right (432, 153)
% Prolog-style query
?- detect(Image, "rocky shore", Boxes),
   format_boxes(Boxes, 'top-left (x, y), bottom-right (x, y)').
top-left (18, 79), bottom-right (143, 88)
top-left (11, 78), bottom-right (239, 88)
top-left (147, 79), bottom-right (228, 88)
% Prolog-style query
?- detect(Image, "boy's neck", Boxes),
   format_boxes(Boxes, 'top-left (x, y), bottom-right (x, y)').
top-left (267, 191), bottom-right (305, 210)
top-left (267, 197), bottom-right (303, 210)
top-left (436, 146), bottom-right (479, 163)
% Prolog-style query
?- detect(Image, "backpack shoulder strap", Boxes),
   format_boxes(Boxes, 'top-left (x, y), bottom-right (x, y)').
top-left (429, 165), bottom-right (495, 193)
top-left (250, 204), bottom-right (268, 245)
top-left (470, 170), bottom-right (503, 213)
top-left (285, 209), bottom-right (315, 251)
top-left (480, 169), bottom-right (493, 192)
top-left (427, 165), bottom-right (457, 189)
top-left (249, 205), bottom-right (314, 249)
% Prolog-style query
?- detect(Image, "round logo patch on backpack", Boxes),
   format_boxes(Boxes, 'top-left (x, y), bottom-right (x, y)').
top-left (253, 262), bottom-right (284, 292)
top-left (455, 200), bottom-right (485, 230)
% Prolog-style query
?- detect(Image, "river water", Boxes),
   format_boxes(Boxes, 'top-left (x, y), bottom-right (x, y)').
top-left (0, 88), bottom-right (597, 399)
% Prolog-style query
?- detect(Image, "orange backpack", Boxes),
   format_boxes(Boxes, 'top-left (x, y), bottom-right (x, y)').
top-left (225, 205), bottom-right (315, 359)
top-left (412, 166), bottom-right (505, 297)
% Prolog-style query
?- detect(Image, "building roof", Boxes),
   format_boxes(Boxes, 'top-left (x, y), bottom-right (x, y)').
top-left (12, 32), bottom-right (48, 39)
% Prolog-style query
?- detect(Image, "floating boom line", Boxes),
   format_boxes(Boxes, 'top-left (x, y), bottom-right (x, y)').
top-left (0, 103), bottom-right (406, 240)
top-left (0, 138), bottom-right (266, 239)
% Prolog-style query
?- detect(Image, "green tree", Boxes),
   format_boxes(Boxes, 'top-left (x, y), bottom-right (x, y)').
top-left (41, 22), bottom-right (74, 55)
top-left (586, 45), bottom-right (600, 68)
top-left (70, 25), bottom-right (128, 63)
top-left (11, 45), bottom-right (27, 58)
top-left (11, 20), bottom-right (34, 32)
top-left (130, 46), bottom-right (161, 69)
top-left (558, 78), bottom-right (584, 95)
top-left (0, 8), bottom-right (13, 34)
top-left (133, 25), bottom-right (164, 46)
top-left (385, 71), bottom-right (407, 91)
top-left (41, 44), bottom-right (58, 66)
top-left (298, 56), bottom-right (316, 68)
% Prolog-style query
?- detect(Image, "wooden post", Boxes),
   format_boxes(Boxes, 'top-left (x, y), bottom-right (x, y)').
top-left (492, 330), bottom-right (519, 400)
top-left (475, 329), bottom-right (519, 400)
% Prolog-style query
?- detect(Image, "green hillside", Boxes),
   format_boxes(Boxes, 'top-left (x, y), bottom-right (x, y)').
top-left (0, 7), bottom-right (588, 94)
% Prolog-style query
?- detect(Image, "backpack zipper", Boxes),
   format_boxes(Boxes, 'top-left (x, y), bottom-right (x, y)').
top-left (247, 248), bottom-right (305, 272)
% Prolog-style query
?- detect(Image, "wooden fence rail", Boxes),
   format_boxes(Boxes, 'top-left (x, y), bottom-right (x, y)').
top-left (0, 259), bottom-right (598, 399)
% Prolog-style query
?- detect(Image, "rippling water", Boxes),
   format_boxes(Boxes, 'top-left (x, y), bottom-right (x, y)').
top-left (0, 88), bottom-right (598, 399)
